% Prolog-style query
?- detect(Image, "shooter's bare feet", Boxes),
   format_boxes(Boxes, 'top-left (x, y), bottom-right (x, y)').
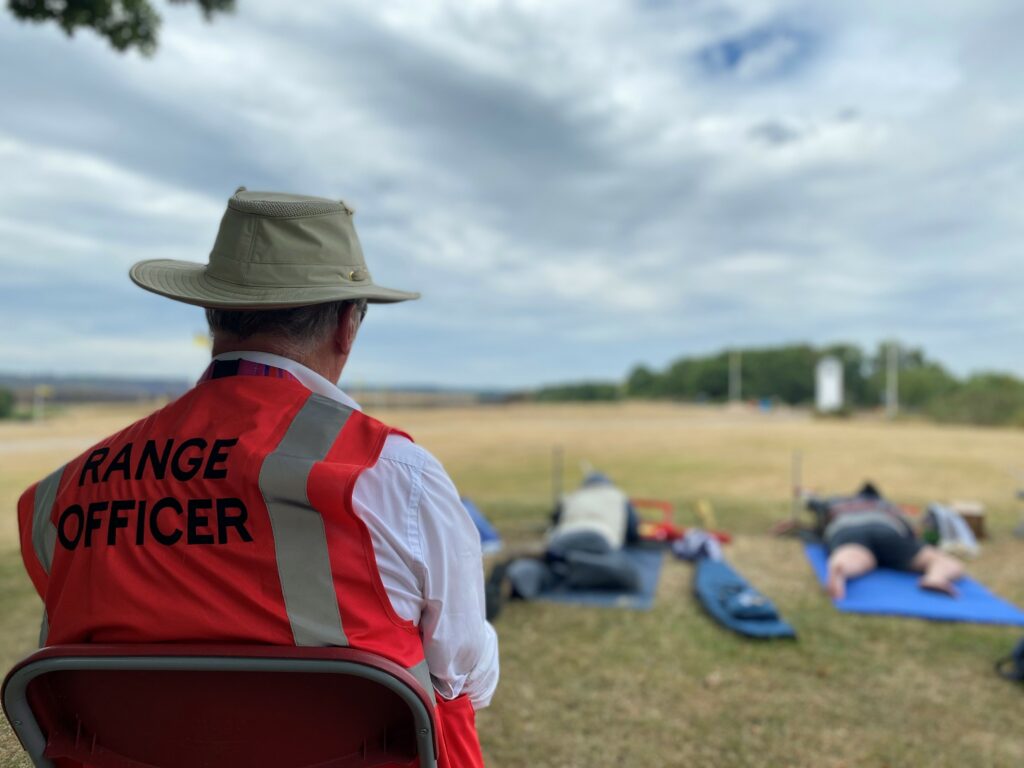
top-left (919, 576), bottom-right (958, 597)
top-left (827, 569), bottom-right (846, 600)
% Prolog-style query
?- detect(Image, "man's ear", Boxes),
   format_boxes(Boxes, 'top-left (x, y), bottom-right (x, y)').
top-left (334, 302), bottom-right (361, 356)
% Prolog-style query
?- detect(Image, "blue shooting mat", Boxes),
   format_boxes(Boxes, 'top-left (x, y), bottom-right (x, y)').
top-left (694, 558), bottom-right (796, 639)
top-left (535, 547), bottom-right (665, 611)
top-left (804, 542), bottom-right (1024, 626)
top-left (461, 497), bottom-right (503, 554)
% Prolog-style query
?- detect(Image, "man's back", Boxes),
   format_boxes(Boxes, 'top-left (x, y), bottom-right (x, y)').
top-left (553, 484), bottom-right (631, 550)
top-left (21, 372), bottom-right (418, 653)
top-left (19, 368), bottom-right (492, 766)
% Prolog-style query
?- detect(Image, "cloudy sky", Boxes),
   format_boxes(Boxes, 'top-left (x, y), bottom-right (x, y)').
top-left (1, 0), bottom-right (1022, 388)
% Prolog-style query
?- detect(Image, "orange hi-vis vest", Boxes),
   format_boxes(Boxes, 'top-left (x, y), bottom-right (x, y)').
top-left (18, 371), bottom-right (484, 768)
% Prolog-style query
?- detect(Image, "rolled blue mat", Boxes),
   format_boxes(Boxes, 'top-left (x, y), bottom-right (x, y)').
top-left (694, 558), bottom-right (796, 639)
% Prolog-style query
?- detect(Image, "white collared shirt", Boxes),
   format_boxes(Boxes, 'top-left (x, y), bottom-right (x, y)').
top-left (210, 351), bottom-right (499, 709)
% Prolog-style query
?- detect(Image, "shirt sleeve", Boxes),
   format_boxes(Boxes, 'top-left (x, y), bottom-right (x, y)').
top-left (412, 451), bottom-right (500, 710)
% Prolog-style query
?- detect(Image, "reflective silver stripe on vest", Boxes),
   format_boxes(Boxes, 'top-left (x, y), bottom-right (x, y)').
top-left (260, 395), bottom-right (435, 694)
top-left (38, 609), bottom-right (49, 647)
top-left (408, 659), bottom-right (434, 700)
top-left (32, 465), bottom-right (66, 575)
top-left (259, 395), bottom-right (352, 647)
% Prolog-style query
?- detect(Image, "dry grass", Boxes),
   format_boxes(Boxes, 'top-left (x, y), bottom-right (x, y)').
top-left (2, 402), bottom-right (1024, 766)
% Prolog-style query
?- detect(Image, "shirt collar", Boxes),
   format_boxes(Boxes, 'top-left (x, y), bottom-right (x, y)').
top-left (208, 351), bottom-right (362, 412)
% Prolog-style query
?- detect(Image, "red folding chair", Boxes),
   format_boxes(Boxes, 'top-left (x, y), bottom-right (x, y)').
top-left (3, 644), bottom-right (438, 768)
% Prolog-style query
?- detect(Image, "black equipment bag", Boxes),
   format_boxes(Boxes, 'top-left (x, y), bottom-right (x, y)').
top-left (996, 636), bottom-right (1024, 681)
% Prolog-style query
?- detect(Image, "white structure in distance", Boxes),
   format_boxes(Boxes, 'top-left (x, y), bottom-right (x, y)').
top-left (815, 356), bottom-right (844, 413)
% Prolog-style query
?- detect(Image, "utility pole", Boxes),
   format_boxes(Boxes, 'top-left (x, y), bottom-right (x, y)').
top-left (32, 384), bottom-right (53, 422)
top-left (729, 349), bottom-right (742, 403)
top-left (885, 340), bottom-right (899, 420)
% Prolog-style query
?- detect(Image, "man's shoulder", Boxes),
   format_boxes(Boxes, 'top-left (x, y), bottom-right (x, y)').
top-left (362, 432), bottom-right (460, 509)
top-left (102, 394), bottom-right (193, 450)
top-left (20, 397), bottom-right (182, 504)
top-left (376, 432), bottom-right (444, 476)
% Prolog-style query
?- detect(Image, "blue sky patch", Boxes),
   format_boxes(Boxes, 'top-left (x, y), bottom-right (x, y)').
top-left (697, 23), bottom-right (817, 80)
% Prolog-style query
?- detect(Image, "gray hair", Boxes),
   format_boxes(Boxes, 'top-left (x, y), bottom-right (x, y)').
top-left (205, 300), bottom-right (365, 354)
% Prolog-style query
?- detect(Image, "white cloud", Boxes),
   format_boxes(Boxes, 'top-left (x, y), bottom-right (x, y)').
top-left (1, 0), bottom-right (1023, 386)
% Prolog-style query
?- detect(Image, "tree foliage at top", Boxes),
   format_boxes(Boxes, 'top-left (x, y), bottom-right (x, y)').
top-left (7, 0), bottom-right (235, 55)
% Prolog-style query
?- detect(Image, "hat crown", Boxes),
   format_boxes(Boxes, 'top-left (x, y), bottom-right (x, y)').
top-left (227, 189), bottom-right (352, 218)
top-left (208, 190), bottom-right (370, 287)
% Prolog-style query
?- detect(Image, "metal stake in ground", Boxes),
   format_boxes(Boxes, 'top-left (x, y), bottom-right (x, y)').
top-left (551, 445), bottom-right (564, 508)
top-left (791, 450), bottom-right (803, 523)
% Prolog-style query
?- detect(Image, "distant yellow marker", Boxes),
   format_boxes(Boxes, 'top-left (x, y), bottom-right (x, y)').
top-left (193, 333), bottom-right (212, 349)
top-left (33, 384), bottom-right (53, 422)
top-left (695, 499), bottom-right (718, 530)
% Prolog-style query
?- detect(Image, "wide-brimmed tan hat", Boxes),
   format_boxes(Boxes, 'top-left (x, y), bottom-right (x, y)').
top-left (130, 188), bottom-right (419, 309)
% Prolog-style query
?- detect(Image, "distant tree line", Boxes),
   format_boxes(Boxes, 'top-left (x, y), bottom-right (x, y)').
top-left (626, 343), bottom-right (892, 406)
top-left (532, 343), bottom-right (1024, 428)
top-left (533, 382), bottom-right (623, 403)
top-left (0, 388), bottom-right (15, 419)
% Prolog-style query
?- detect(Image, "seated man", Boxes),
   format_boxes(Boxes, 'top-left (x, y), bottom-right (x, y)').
top-left (505, 471), bottom-right (641, 598)
top-left (807, 482), bottom-right (964, 599)
top-left (17, 189), bottom-right (496, 768)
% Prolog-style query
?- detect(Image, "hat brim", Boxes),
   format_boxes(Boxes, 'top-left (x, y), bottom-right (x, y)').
top-left (130, 259), bottom-right (420, 310)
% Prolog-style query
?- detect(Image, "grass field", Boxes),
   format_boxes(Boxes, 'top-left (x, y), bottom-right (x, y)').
top-left (2, 402), bottom-right (1023, 766)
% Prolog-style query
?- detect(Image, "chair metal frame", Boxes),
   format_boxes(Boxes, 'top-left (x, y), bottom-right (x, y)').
top-left (3, 644), bottom-right (438, 768)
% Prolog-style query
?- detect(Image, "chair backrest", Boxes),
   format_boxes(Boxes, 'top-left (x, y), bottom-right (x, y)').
top-left (3, 644), bottom-right (438, 768)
